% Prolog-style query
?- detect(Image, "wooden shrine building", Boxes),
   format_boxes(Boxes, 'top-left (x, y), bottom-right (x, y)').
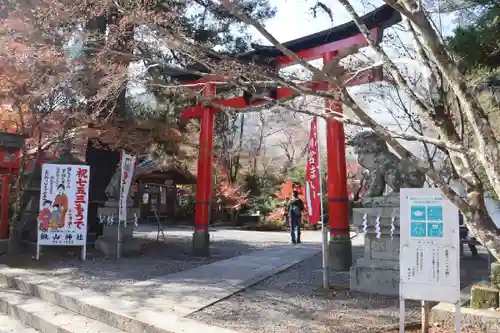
top-left (133, 160), bottom-right (196, 223)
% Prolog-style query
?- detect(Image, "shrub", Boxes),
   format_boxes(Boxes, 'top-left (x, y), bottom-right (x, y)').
top-left (256, 218), bottom-right (286, 231)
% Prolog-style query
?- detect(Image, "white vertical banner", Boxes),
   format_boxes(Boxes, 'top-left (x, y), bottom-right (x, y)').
top-left (37, 163), bottom-right (90, 260)
top-left (117, 151), bottom-right (136, 259)
top-left (119, 152), bottom-right (136, 224)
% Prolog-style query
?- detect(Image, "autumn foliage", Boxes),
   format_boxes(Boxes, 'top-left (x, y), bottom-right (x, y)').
top-left (216, 182), bottom-right (249, 211)
top-left (213, 162), bottom-right (249, 211)
top-left (274, 179), bottom-right (304, 200)
top-left (265, 180), bottom-right (306, 223)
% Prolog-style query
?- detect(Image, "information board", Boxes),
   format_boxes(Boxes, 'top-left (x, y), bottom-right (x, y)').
top-left (37, 163), bottom-right (90, 260)
top-left (400, 188), bottom-right (460, 304)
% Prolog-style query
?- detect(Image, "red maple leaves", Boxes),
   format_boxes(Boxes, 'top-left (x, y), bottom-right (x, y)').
top-left (213, 162), bottom-right (248, 211)
top-left (274, 180), bottom-right (304, 200)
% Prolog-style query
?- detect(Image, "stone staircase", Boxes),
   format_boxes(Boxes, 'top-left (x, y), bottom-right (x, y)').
top-left (0, 313), bottom-right (40, 333)
top-left (0, 266), bottom-right (238, 333)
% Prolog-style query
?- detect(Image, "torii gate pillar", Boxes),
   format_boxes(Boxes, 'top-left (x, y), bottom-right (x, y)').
top-left (0, 132), bottom-right (25, 240)
top-left (192, 84), bottom-right (216, 256)
top-left (324, 52), bottom-right (352, 271)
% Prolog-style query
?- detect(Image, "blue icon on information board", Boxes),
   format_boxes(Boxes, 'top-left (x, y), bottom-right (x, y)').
top-left (411, 222), bottom-right (427, 237)
top-left (428, 222), bottom-right (444, 238)
top-left (410, 206), bottom-right (426, 221)
top-left (427, 206), bottom-right (443, 221)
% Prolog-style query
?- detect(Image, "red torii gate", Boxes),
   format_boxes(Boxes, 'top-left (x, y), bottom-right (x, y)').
top-left (177, 5), bottom-right (401, 265)
top-left (0, 132), bottom-right (25, 239)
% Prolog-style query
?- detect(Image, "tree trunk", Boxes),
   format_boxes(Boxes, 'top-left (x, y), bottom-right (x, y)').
top-left (252, 113), bottom-right (265, 174)
top-left (335, 0), bottom-right (500, 260)
top-left (230, 114), bottom-right (245, 182)
top-left (400, 6), bottom-right (500, 201)
top-left (464, 203), bottom-right (500, 261)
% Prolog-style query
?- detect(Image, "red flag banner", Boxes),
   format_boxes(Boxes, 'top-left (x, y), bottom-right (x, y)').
top-left (305, 118), bottom-right (321, 225)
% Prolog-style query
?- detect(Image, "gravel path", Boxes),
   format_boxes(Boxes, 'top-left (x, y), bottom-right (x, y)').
top-left (0, 227), bottom-right (490, 332)
top-left (0, 226), bottom-right (319, 294)
top-left (387, 329), bottom-right (480, 333)
top-left (190, 246), bottom-right (491, 333)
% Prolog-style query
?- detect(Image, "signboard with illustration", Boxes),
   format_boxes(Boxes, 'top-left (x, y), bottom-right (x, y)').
top-left (400, 188), bottom-right (460, 303)
top-left (37, 163), bottom-right (90, 260)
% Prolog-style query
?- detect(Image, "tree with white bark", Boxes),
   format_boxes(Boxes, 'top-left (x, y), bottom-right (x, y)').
top-left (216, 0), bottom-right (500, 260)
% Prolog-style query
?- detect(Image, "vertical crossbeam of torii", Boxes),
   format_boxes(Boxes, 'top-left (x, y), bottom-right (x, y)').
top-left (323, 51), bottom-right (352, 271)
top-left (180, 4), bottom-right (401, 262)
top-left (192, 84), bottom-right (216, 254)
top-left (0, 132), bottom-right (25, 239)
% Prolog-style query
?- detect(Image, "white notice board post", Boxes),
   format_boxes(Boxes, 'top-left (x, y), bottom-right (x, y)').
top-left (399, 188), bottom-right (461, 333)
top-left (37, 163), bottom-right (90, 260)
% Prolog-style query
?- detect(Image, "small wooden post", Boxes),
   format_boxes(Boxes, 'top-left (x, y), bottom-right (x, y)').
top-left (421, 300), bottom-right (430, 333)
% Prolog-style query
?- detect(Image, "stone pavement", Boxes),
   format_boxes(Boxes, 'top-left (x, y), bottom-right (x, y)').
top-left (108, 243), bottom-right (321, 315)
top-left (0, 242), bottom-right (321, 332)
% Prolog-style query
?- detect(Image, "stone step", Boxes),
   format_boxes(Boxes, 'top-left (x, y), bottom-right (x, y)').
top-left (0, 284), bottom-right (127, 333)
top-left (0, 266), bottom-right (239, 333)
top-left (0, 313), bottom-right (41, 333)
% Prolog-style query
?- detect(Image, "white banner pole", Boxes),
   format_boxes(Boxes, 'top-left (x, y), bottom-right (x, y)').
top-left (455, 303), bottom-right (461, 333)
top-left (117, 152), bottom-right (124, 259)
top-left (316, 117), bottom-right (328, 289)
top-left (399, 298), bottom-right (405, 333)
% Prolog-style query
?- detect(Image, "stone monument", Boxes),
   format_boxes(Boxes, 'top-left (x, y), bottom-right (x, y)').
top-left (94, 164), bottom-right (141, 257)
top-left (348, 131), bottom-right (425, 295)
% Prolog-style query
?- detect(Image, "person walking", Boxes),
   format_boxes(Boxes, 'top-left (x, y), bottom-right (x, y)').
top-left (459, 211), bottom-right (478, 257)
top-left (288, 190), bottom-right (305, 244)
top-left (450, 176), bottom-right (479, 257)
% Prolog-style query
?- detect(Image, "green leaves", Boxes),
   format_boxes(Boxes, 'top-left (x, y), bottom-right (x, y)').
top-left (447, 0), bottom-right (500, 70)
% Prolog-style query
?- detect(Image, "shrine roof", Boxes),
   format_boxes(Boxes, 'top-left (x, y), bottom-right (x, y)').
top-left (0, 131), bottom-right (27, 149)
top-left (162, 4), bottom-right (401, 82)
top-left (135, 159), bottom-right (196, 185)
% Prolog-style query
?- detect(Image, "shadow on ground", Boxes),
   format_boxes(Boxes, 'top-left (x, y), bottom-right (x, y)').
top-left (0, 230), bottom-right (491, 333)
top-left (188, 244), bottom-right (491, 333)
top-left (0, 228), bottom-right (292, 294)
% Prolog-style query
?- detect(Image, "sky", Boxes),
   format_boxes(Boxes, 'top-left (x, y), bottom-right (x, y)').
top-left (242, 0), bottom-right (369, 157)
top-left (243, 0), bottom-right (388, 157)
top-left (252, 0), bottom-right (370, 43)
top-left (254, 0), bottom-right (456, 43)
top-left (243, 0), bottom-right (458, 160)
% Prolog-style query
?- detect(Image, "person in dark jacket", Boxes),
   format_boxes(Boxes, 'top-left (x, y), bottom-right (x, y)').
top-left (288, 190), bottom-right (305, 244)
top-left (459, 211), bottom-right (478, 257)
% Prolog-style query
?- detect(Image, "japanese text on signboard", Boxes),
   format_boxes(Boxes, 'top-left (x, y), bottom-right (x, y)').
top-left (119, 153), bottom-right (136, 223)
top-left (305, 118), bottom-right (321, 225)
top-left (400, 188), bottom-right (460, 303)
top-left (37, 164), bottom-right (89, 246)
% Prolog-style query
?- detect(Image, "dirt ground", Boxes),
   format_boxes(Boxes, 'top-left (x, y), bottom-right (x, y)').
top-left (191, 246), bottom-right (491, 333)
top-left (0, 226), bottom-right (298, 293)
top-left (387, 329), bottom-right (480, 333)
top-left (0, 229), bottom-right (491, 333)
